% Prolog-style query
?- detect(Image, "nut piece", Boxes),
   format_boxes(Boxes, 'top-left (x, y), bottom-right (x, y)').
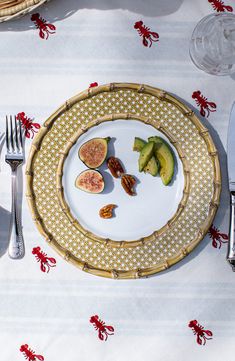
top-left (99, 204), bottom-right (117, 219)
top-left (107, 156), bottom-right (124, 178)
top-left (121, 174), bottom-right (136, 196)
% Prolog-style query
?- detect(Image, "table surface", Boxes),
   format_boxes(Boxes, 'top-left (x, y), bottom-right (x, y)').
top-left (0, 0), bottom-right (235, 360)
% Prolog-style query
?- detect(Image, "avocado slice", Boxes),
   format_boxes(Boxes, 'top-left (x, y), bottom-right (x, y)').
top-left (133, 137), bottom-right (159, 176)
top-left (144, 156), bottom-right (159, 176)
top-left (138, 141), bottom-right (155, 172)
top-left (133, 137), bottom-right (146, 152)
top-left (148, 136), bottom-right (175, 185)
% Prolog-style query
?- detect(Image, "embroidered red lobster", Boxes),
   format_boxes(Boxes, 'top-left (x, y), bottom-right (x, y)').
top-left (20, 344), bottom-right (44, 361)
top-left (208, 0), bottom-right (233, 12)
top-left (17, 112), bottom-right (40, 139)
top-left (89, 82), bottom-right (98, 88)
top-left (192, 91), bottom-right (217, 117)
top-left (31, 13), bottom-right (56, 40)
top-left (32, 246), bottom-right (56, 273)
top-left (208, 225), bottom-right (228, 248)
top-left (90, 315), bottom-right (114, 341)
top-left (134, 21), bottom-right (159, 47)
top-left (188, 320), bottom-right (213, 345)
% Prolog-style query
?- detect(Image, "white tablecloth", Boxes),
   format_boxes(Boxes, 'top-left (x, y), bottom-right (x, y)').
top-left (0, 0), bottom-right (235, 360)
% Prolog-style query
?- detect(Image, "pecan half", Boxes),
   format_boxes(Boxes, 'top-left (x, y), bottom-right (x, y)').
top-left (121, 174), bottom-right (136, 196)
top-left (107, 156), bottom-right (124, 178)
top-left (99, 204), bottom-right (117, 219)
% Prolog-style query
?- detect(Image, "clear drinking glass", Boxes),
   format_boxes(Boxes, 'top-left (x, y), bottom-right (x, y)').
top-left (189, 13), bottom-right (235, 75)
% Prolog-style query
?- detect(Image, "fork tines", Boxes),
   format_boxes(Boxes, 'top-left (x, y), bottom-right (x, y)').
top-left (6, 115), bottom-right (23, 153)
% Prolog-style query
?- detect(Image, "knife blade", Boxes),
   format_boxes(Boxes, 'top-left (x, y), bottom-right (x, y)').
top-left (226, 102), bottom-right (235, 270)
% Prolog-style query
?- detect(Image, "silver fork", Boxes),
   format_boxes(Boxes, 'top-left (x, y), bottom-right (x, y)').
top-left (5, 116), bottom-right (25, 259)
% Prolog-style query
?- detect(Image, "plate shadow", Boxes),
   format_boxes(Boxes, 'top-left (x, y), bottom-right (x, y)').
top-left (0, 206), bottom-right (11, 257)
top-left (0, 0), bottom-right (184, 32)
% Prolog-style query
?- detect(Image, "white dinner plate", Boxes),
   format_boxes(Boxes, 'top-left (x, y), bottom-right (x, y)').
top-left (63, 119), bottom-right (184, 241)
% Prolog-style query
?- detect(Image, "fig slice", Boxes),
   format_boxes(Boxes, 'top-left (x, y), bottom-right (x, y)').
top-left (75, 170), bottom-right (104, 194)
top-left (78, 137), bottom-right (110, 169)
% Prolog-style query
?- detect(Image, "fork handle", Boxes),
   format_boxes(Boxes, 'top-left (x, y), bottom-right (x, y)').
top-left (227, 191), bottom-right (235, 271)
top-left (8, 170), bottom-right (25, 259)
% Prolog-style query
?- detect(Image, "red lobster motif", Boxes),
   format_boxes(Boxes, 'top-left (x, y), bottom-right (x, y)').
top-left (20, 344), bottom-right (44, 361)
top-left (89, 82), bottom-right (98, 88)
top-left (32, 246), bottom-right (56, 273)
top-left (208, 0), bottom-right (233, 12)
top-left (134, 21), bottom-right (159, 47)
top-left (188, 320), bottom-right (213, 345)
top-left (17, 112), bottom-right (40, 139)
top-left (192, 91), bottom-right (217, 117)
top-left (31, 13), bottom-right (56, 40)
top-left (90, 315), bottom-right (114, 341)
top-left (208, 225), bottom-right (228, 248)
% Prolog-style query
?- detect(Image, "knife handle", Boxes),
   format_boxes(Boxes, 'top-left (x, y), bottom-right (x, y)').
top-left (227, 191), bottom-right (235, 271)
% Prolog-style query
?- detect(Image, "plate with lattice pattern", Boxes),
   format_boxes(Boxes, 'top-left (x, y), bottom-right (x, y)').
top-left (26, 83), bottom-right (221, 279)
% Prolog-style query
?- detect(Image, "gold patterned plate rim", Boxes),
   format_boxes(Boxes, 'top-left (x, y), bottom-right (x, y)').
top-left (26, 83), bottom-right (221, 279)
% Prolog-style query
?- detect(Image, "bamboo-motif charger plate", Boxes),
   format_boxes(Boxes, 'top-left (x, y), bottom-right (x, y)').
top-left (26, 83), bottom-right (221, 279)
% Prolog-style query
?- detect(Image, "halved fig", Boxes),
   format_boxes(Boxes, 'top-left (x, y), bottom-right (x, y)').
top-left (78, 137), bottom-right (110, 169)
top-left (75, 170), bottom-right (104, 193)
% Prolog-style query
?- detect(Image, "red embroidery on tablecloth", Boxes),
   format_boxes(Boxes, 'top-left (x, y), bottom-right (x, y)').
top-left (208, 225), bottom-right (228, 248)
top-left (188, 320), bottom-right (213, 345)
top-left (208, 0), bottom-right (233, 12)
top-left (17, 112), bottom-right (40, 139)
top-left (90, 315), bottom-right (114, 341)
top-left (192, 91), bottom-right (217, 117)
top-left (32, 246), bottom-right (56, 273)
top-left (31, 13), bottom-right (56, 40)
top-left (20, 344), bottom-right (44, 360)
top-left (89, 82), bottom-right (98, 88)
top-left (134, 21), bottom-right (159, 47)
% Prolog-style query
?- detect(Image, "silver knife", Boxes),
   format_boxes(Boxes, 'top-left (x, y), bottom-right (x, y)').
top-left (227, 102), bottom-right (235, 270)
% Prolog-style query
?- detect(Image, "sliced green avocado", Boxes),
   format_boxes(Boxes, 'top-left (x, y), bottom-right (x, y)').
top-left (144, 156), bottom-right (159, 176)
top-left (148, 136), bottom-right (175, 185)
top-left (133, 137), bottom-right (146, 152)
top-left (138, 141), bottom-right (155, 172)
top-left (133, 137), bottom-right (159, 176)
